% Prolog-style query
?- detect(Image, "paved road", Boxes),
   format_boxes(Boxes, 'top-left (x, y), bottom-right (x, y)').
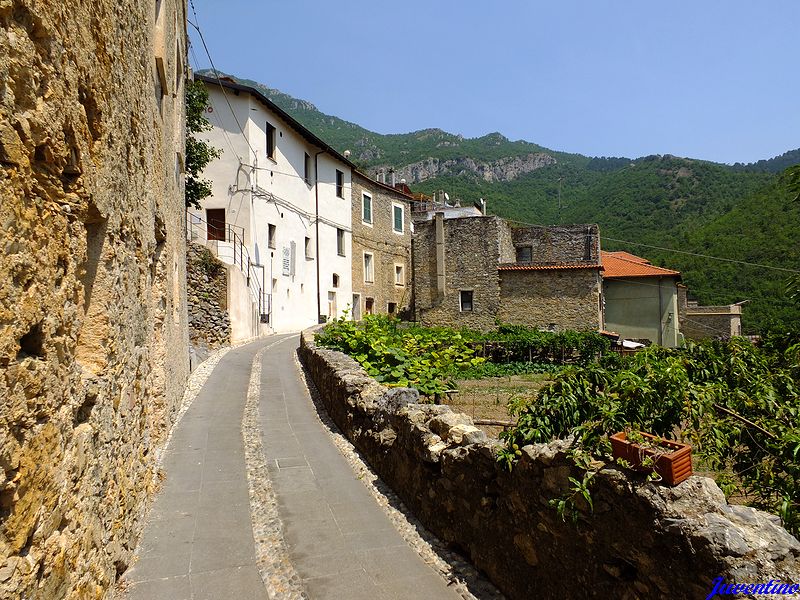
top-left (124, 335), bottom-right (461, 600)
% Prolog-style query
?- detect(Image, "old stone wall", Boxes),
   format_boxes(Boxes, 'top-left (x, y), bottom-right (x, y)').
top-left (351, 173), bottom-right (412, 318)
top-left (412, 215), bottom-right (505, 330)
top-left (498, 269), bottom-right (602, 330)
top-left (0, 1), bottom-right (188, 597)
top-left (677, 285), bottom-right (743, 340)
top-left (187, 244), bottom-right (230, 348)
top-left (511, 224), bottom-right (600, 264)
top-left (299, 331), bottom-right (800, 600)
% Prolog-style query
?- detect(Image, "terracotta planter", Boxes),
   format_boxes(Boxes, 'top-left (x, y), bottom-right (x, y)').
top-left (610, 431), bottom-right (692, 486)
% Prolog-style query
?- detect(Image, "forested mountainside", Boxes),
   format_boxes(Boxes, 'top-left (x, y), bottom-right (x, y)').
top-left (203, 70), bottom-right (800, 333)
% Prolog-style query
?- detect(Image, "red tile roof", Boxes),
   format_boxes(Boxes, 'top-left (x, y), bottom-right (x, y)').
top-left (601, 251), bottom-right (681, 279)
top-left (499, 263), bottom-right (602, 271)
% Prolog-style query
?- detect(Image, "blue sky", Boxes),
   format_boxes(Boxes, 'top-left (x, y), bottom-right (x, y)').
top-left (188, 1), bottom-right (799, 164)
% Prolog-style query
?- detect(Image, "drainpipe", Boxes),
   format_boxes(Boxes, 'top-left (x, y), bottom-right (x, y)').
top-left (314, 150), bottom-right (325, 323)
top-left (657, 277), bottom-right (663, 345)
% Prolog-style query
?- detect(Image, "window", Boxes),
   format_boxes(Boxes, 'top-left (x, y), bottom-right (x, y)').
top-left (365, 297), bottom-right (374, 315)
top-left (305, 236), bottom-right (313, 259)
top-left (363, 253), bottom-right (374, 283)
top-left (268, 223), bottom-right (276, 249)
top-left (392, 203), bottom-right (404, 233)
top-left (352, 294), bottom-right (361, 321)
top-left (395, 264), bottom-right (404, 286)
top-left (332, 273), bottom-right (339, 288)
top-left (516, 246), bottom-right (532, 262)
top-left (336, 169), bottom-right (344, 198)
top-left (362, 193), bottom-right (372, 224)
top-left (387, 302), bottom-right (397, 315)
top-left (460, 290), bottom-right (474, 312)
top-left (336, 228), bottom-right (345, 256)
top-left (266, 122), bottom-right (276, 159)
top-left (304, 152), bottom-right (311, 184)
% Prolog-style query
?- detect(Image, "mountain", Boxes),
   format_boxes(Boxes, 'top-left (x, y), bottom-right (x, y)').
top-left (200, 70), bottom-right (800, 333)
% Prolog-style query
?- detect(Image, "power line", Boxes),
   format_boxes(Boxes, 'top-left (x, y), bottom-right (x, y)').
top-left (186, 2), bottom-right (257, 159)
top-left (505, 218), bottom-right (800, 275)
top-left (600, 236), bottom-right (800, 275)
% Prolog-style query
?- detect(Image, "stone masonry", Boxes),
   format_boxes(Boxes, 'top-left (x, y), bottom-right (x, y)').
top-left (187, 244), bottom-right (231, 349)
top-left (351, 171), bottom-right (413, 318)
top-left (413, 215), bottom-right (602, 330)
top-left (0, 1), bottom-right (188, 597)
top-left (299, 331), bottom-right (800, 600)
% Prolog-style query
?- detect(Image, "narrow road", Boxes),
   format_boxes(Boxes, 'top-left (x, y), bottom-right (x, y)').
top-left (124, 335), bottom-right (462, 600)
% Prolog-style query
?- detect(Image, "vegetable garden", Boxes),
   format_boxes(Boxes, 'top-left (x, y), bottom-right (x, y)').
top-left (316, 316), bottom-right (800, 536)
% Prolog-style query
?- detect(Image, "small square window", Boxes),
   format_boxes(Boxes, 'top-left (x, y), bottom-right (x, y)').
top-left (266, 122), bottom-right (276, 159)
top-left (393, 204), bottom-right (404, 233)
top-left (395, 264), bottom-right (404, 286)
top-left (362, 193), bottom-right (372, 224)
top-left (364, 253), bottom-right (374, 283)
top-left (516, 246), bottom-right (532, 262)
top-left (460, 290), bottom-right (473, 312)
top-left (336, 228), bottom-right (345, 256)
top-left (336, 170), bottom-right (344, 198)
top-left (268, 223), bottom-right (276, 249)
top-left (387, 302), bottom-right (397, 315)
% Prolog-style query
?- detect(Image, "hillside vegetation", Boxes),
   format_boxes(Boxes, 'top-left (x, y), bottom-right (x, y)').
top-left (205, 70), bottom-right (800, 333)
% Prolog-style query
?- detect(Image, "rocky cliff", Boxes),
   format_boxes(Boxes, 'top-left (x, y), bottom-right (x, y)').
top-left (0, 1), bottom-right (188, 597)
top-left (378, 152), bottom-right (556, 184)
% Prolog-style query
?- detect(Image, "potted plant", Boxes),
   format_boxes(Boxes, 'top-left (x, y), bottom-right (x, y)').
top-left (610, 430), bottom-right (692, 486)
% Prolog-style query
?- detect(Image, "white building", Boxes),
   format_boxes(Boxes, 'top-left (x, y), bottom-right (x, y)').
top-left (189, 74), bottom-right (354, 333)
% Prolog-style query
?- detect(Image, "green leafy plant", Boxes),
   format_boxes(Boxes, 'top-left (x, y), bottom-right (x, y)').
top-left (498, 335), bottom-right (800, 536)
top-left (316, 315), bottom-right (484, 398)
top-left (186, 79), bottom-right (222, 209)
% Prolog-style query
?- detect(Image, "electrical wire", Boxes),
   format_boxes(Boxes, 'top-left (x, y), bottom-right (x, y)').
top-left (504, 218), bottom-right (800, 275)
top-left (187, 1), bottom-right (257, 159)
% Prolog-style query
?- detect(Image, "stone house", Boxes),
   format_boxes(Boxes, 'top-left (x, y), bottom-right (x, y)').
top-left (601, 251), bottom-right (682, 346)
top-left (351, 171), bottom-right (413, 319)
top-left (412, 215), bottom-right (603, 331)
top-left (191, 74), bottom-right (356, 332)
top-left (677, 284), bottom-right (744, 340)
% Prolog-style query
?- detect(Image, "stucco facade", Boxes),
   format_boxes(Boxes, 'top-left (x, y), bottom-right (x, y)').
top-left (351, 172), bottom-right (413, 319)
top-left (191, 76), bottom-right (353, 332)
top-left (601, 251), bottom-right (682, 346)
top-left (0, 1), bottom-right (189, 596)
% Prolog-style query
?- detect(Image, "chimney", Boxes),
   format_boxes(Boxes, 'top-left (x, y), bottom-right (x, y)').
top-left (390, 168), bottom-right (396, 187)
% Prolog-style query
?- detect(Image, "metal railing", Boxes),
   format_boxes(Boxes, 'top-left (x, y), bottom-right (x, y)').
top-left (186, 211), bottom-right (271, 323)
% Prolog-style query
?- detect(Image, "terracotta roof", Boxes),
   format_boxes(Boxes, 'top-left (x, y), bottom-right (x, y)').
top-left (601, 251), bottom-right (681, 279)
top-left (499, 263), bottom-right (602, 271)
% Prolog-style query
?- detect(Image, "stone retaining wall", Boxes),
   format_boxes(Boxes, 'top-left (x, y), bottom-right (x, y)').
top-left (187, 244), bottom-right (231, 348)
top-left (299, 330), bottom-right (800, 600)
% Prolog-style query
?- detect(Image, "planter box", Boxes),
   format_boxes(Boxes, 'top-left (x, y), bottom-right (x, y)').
top-left (610, 431), bottom-right (692, 486)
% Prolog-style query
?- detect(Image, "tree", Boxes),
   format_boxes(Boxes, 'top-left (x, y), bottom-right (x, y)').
top-left (185, 79), bottom-right (221, 209)
top-left (783, 164), bottom-right (800, 301)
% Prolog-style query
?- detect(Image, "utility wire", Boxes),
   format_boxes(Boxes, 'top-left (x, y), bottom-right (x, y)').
top-left (505, 218), bottom-right (800, 275)
top-left (187, 1), bottom-right (257, 159)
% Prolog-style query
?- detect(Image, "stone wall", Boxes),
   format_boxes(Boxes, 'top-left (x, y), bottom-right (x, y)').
top-left (677, 286), bottom-right (743, 340)
top-left (412, 216), bottom-right (505, 330)
top-left (187, 244), bottom-right (231, 348)
top-left (498, 268), bottom-right (602, 330)
top-left (0, 1), bottom-right (188, 597)
top-left (299, 331), bottom-right (800, 600)
top-left (351, 173), bottom-right (412, 318)
top-left (511, 224), bottom-right (600, 264)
